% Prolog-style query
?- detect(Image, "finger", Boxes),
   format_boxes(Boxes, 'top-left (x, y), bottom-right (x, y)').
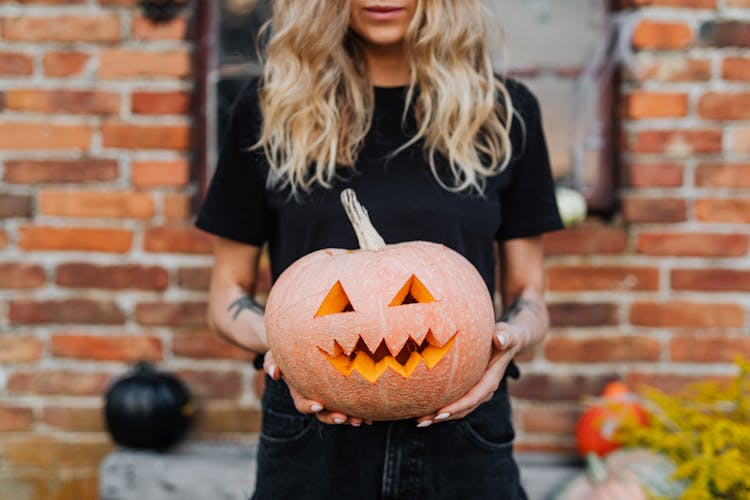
top-left (315, 410), bottom-right (349, 425)
top-left (263, 351), bottom-right (282, 381)
top-left (349, 417), bottom-right (362, 427)
top-left (287, 384), bottom-right (325, 415)
top-left (416, 414), bottom-right (436, 428)
top-left (435, 352), bottom-right (513, 418)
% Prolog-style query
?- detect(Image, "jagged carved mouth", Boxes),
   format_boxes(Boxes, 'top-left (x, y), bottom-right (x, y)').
top-left (318, 330), bottom-right (457, 384)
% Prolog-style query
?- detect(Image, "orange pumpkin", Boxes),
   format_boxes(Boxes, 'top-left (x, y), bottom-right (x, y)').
top-left (264, 189), bottom-right (496, 420)
top-left (576, 381), bottom-right (649, 456)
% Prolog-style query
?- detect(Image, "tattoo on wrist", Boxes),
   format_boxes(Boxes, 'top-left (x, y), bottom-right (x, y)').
top-left (228, 295), bottom-right (265, 321)
top-left (499, 296), bottom-right (540, 322)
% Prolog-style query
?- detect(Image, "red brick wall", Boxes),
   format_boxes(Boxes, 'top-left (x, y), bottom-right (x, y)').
top-left (514, 0), bottom-right (750, 453)
top-left (0, 0), bottom-right (749, 497)
top-left (0, 1), bottom-right (260, 498)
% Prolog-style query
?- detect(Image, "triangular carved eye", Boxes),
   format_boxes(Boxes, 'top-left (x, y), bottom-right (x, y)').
top-left (389, 275), bottom-right (436, 306)
top-left (315, 281), bottom-right (355, 317)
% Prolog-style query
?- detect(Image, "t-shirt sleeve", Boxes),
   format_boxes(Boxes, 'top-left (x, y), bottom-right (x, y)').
top-left (495, 80), bottom-right (564, 241)
top-left (195, 78), bottom-right (271, 246)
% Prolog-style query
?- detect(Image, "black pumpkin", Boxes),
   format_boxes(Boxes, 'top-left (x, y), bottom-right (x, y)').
top-left (105, 361), bottom-right (194, 450)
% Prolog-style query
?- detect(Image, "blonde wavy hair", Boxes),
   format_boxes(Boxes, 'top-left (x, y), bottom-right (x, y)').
top-left (256, 0), bottom-right (513, 194)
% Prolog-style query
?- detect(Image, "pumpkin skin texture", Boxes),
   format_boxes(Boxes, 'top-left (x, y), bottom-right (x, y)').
top-left (104, 361), bottom-right (194, 450)
top-left (264, 190), bottom-right (496, 421)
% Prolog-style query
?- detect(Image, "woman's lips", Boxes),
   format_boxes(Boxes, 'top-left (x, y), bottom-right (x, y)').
top-left (363, 5), bottom-right (405, 21)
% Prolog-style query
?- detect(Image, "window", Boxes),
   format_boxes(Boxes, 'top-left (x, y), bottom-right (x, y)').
top-left (196, 0), bottom-right (618, 212)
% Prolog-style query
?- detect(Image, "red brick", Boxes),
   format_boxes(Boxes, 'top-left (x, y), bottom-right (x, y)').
top-left (194, 404), bottom-right (261, 433)
top-left (43, 51), bottom-right (90, 77)
top-left (9, 299), bottom-right (125, 325)
top-left (700, 20), bottom-right (750, 48)
top-left (548, 303), bottom-right (619, 327)
top-left (56, 263), bottom-right (168, 290)
top-left (42, 406), bottom-right (104, 432)
top-left (519, 407), bottom-right (581, 435)
top-left (19, 226), bottom-right (133, 253)
top-left (630, 301), bottom-right (744, 327)
top-left (102, 122), bottom-right (190, 150)
top-left (0, 230), bottom-right (8, 249)
top-left (624, 92), bottom-right (688, 119)
top-left (695, 198), bottom-right (750, 223)
top-left (695, 163), bottom-right (750, 188)
top-left (4, 159), bottom-right (119, 184)
top-left (132, 91), bottom-right (190, 114)
top-left (173, 332), bottom-right (255, 360)
top-left (8, 370), bottom-right (110, 395)
top-left (5, 89), bottom-right (119, 115)
top-left (722, 57), bottom-right (750, 81)
top-left (0, 336), bottom-right (43, 362)
top-left (637, 232), bottom-right (748, 257)
top-left (0, 51), bottom-right (34, 76)
top-left (627, 129), bottom-right (723, 155)
top-left (672, 269), bottom-right (750, 291)
top-left (733, 128), bottom-right (750, 154)
top-left (164, 193), bottom-right (191, 220)
top-left (99, 49), bottom-right (190, 78)
top-left (670, 335), bottom-right (750, 362)
top-left (52, 334), bottom-right (163, 361)
top-left (698, 93), bottom-right (750, 120)
top-left (625, 372), bottom-right (732, 394)
top-left (2, 0), bottom-right (85, 3)
top-left (624, 162), bottom-right (684, 188)
top-left (545, 336), bottom-right (661, 362)
top-left (622, 197), bottom-right (687, 223)
top-left (132, 15), bottom-right (188, 40)
top-left (509, 374), bottom-right (618, 401)
top-left (144, 226), bottom-right (213, 254)
top-left (543, 222), bottom-right (628, 255)
top-left (727, 0), bottom-right (750, 6)
top-left (633, 57), bottom-right (711, 82)
top-left (175, 370), bottom-right (243, 399)
top-left (633, 21), bottom-right (693, 50)
top-left (548, 265), bottom-right (658, 291)
top-left (2, 16), bottom-right (120, 42)
top-left (40, 190), bottom-right (154, 219)
top-left (0, 405), bottom-right (34, 431)
top-left (5, 436), bottom-right (112, 467)
top-left (134, 301), bottom-right (207, 327)
top-left (132, 160), bottom-right (189, 187)
top-left (178, 267), bottom-right (212, 290)
top-left (0, 193), bottom-right (32, 218)
top-left (0, 263), bottom-right (46, 289)
top-left (0, 122), bottom-right (92, 150)
top-left (10, 471), bottom-right (99, 500)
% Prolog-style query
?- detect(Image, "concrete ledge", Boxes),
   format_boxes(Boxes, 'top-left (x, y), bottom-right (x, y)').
top-left (100, 442), bottom-right (582, 500)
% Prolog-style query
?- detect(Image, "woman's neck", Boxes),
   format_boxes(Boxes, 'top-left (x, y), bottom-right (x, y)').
top-left (362, 42), bottom-right (410, 87)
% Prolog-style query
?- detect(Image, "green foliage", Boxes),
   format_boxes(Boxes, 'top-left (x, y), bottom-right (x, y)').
top-left (617, 358), bottom-right (750, 500)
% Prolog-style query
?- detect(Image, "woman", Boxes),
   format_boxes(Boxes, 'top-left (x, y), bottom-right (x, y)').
top-left (197, 0), bottom-right (563, 498)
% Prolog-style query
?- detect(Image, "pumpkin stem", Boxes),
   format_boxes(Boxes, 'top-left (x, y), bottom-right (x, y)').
top-left (584, 452), bottom-right (610, 485)
top-left (340, 189), bottom-right (386, 251)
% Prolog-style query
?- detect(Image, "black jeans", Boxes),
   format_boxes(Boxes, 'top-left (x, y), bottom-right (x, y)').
top-left (252, 377), bottom-right (528, 500)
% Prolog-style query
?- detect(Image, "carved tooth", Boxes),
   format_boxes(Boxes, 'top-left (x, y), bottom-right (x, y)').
top-left (335, 334), bottom-right (360, 356)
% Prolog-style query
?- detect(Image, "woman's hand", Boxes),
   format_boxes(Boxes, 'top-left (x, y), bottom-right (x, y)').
top-left (414, 322), bottom-right (528, 427)
top-left (263, 350), bottom-right (370, 427)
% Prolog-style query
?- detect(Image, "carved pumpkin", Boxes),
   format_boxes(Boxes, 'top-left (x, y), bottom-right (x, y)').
top-left (265, 190), bottom-right (496, 420)
top-left (576, 381), bottom-right (649, 456)
top-left (555, 449), bottom-right (686, 500)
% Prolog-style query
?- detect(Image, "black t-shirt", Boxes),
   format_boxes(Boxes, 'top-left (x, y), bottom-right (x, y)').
top-left (196, 77), bottom-right (563, 297)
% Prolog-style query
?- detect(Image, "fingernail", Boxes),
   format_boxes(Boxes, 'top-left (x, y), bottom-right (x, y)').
top-left (417, 420), bottom-right (432, 428)
top-left (333, 417), bottom-right (346, 424)
top-left (268, 363), bottom-right (276, 378)
top-left (435, 412), bottom-right (450, 421)
top-left (497, 334), bottom-right (507, 347)
top-left (310, 404), bottom-right (323, 413)
top-left (351, 421), bottom-right (361, 427)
